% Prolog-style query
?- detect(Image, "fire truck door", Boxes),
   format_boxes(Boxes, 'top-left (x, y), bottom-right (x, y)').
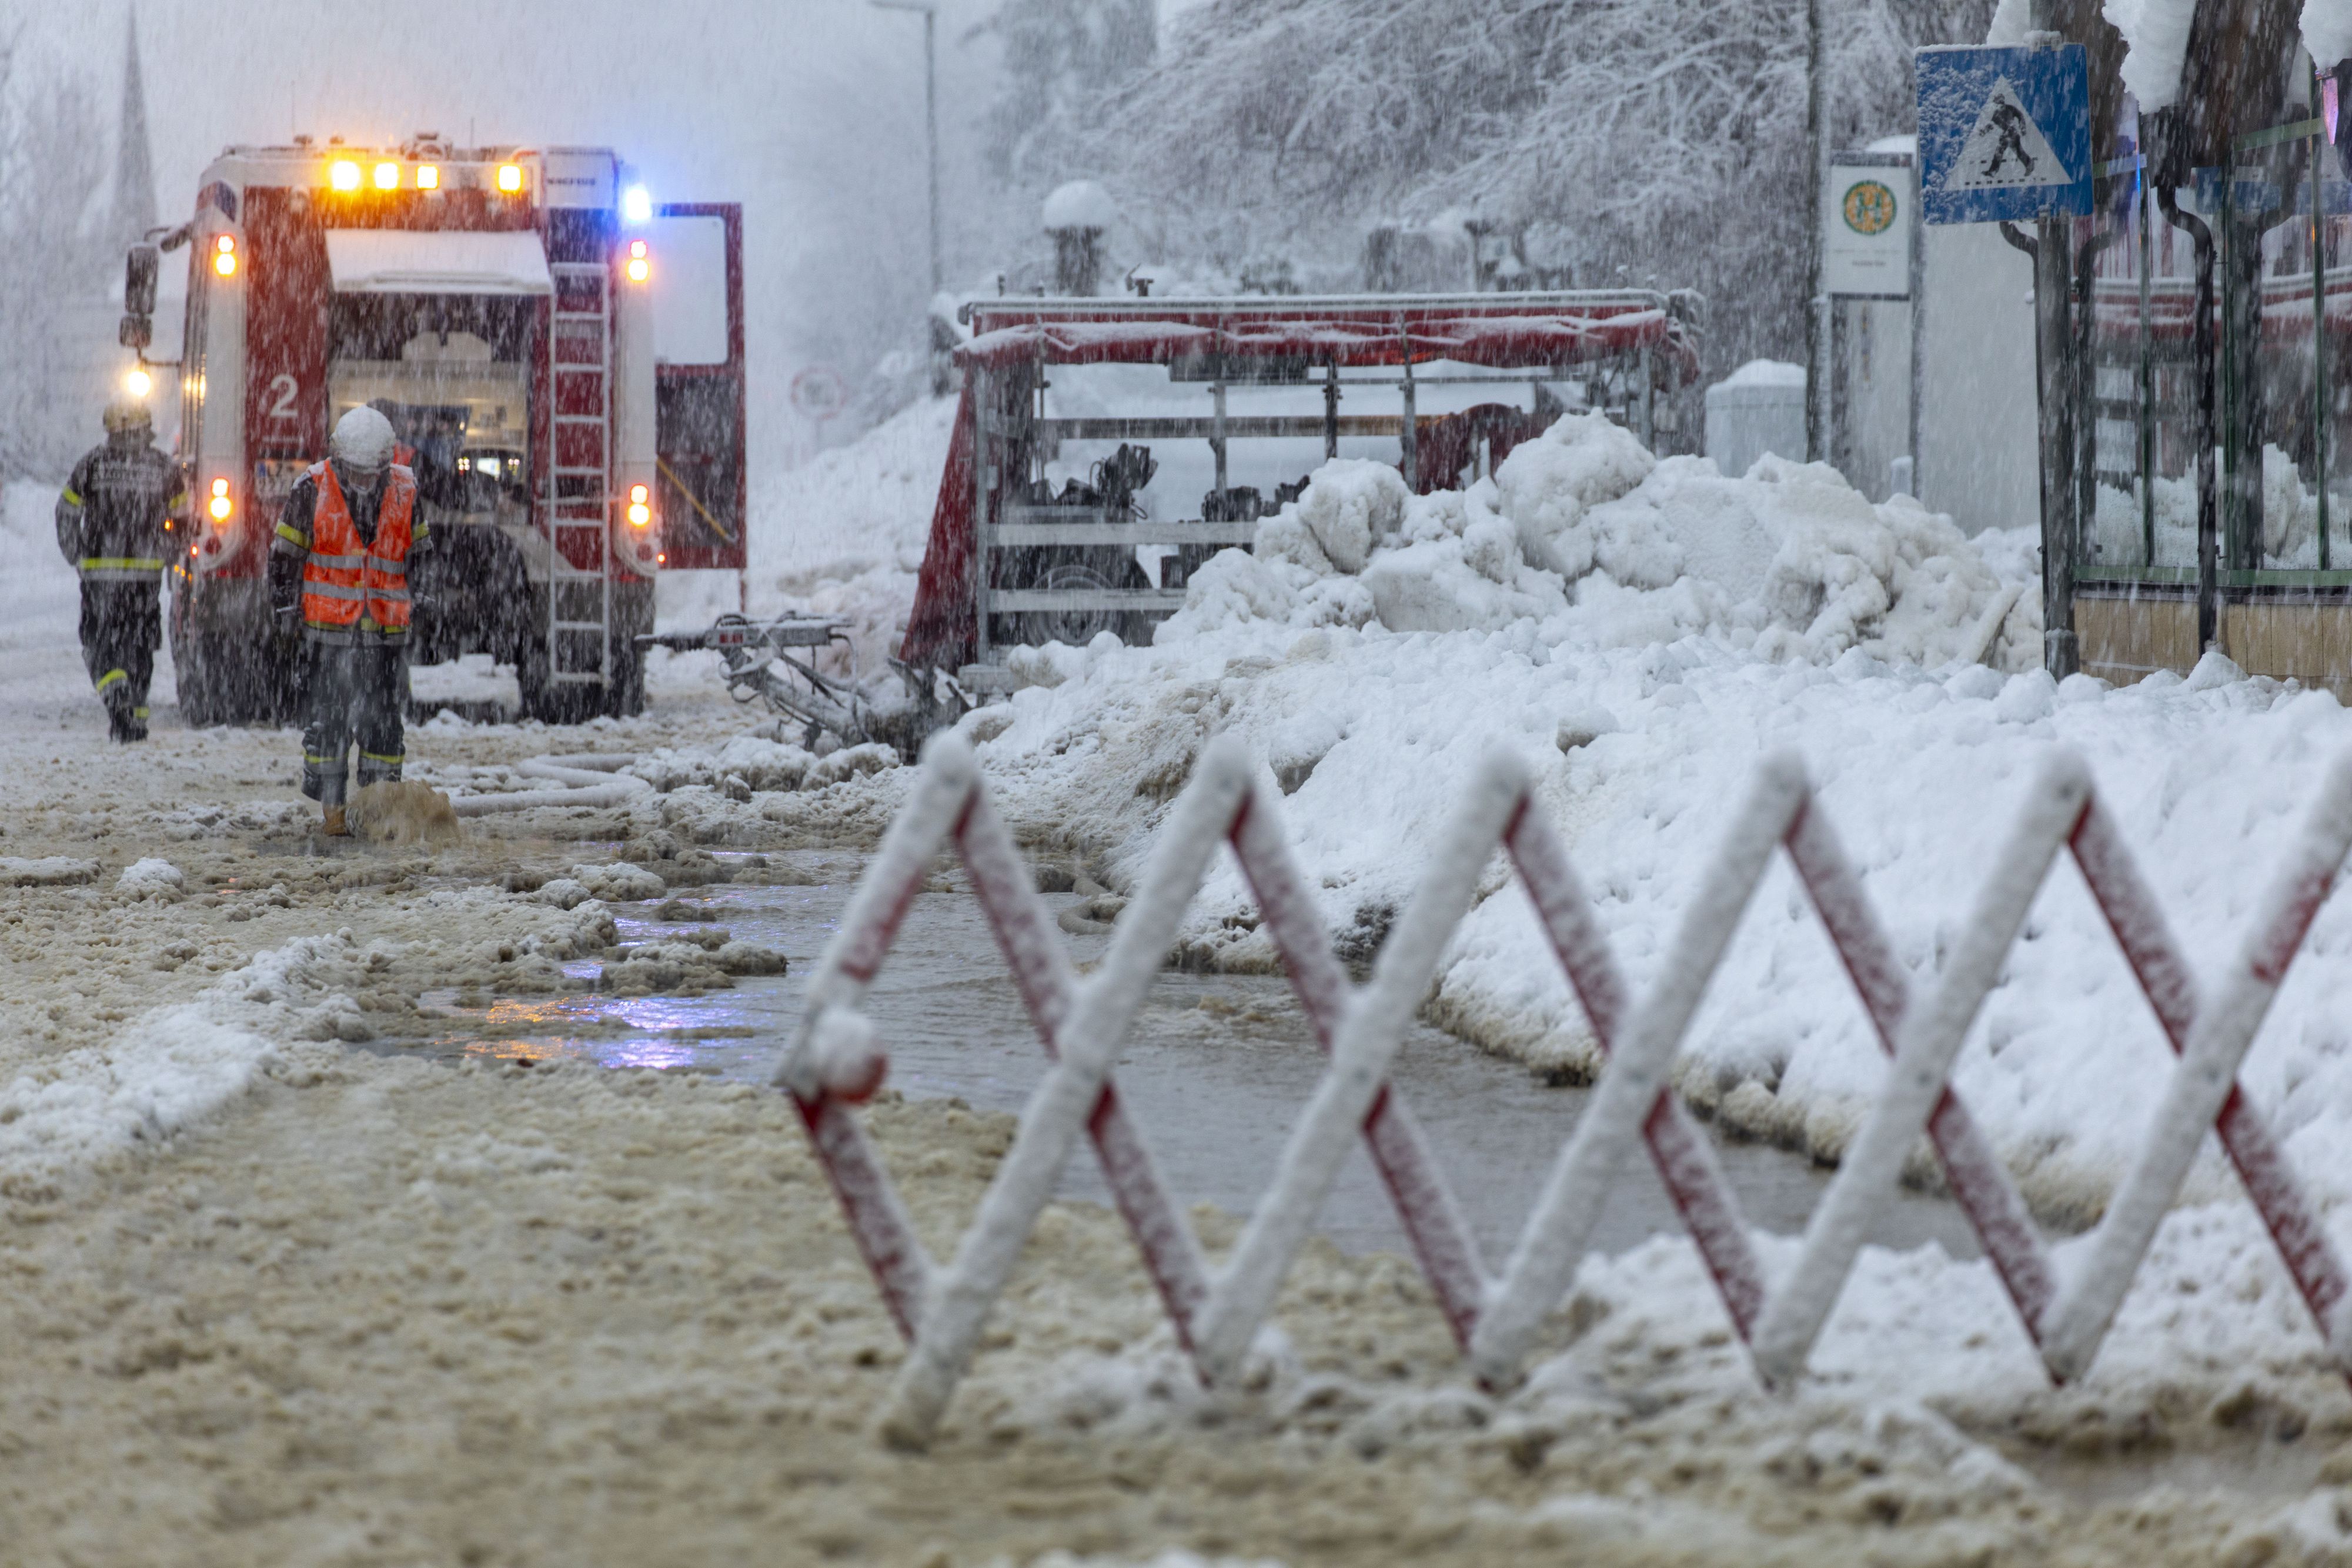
top-left (650, 203), bottom-right (746, 571)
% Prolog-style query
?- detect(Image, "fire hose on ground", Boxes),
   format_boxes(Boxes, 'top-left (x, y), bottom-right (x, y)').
top-left (445, 754), bottom-right (650, 817)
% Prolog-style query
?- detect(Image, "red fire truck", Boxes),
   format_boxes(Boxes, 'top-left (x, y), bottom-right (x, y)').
top-left (119, 136), bottom-right (746, 724)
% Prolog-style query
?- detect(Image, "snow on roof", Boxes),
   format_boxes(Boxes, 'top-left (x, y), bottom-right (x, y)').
top-left (1983, 0), bottom-right (2029, 44)
top-left (323, 229), bottom-right (553, 296)
top-left (1041, 180), bottom-right (1118, 232)
top-left (1720, 358), bottom-right (1806, 389)
top-left (2100, 0), bottom-right (2197, 111)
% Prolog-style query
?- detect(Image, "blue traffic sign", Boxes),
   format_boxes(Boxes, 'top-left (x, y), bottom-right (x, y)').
top-left (1916, 44), bottom-right (2092, 224)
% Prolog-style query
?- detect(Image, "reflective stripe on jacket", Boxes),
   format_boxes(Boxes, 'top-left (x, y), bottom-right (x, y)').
top-left (299, 461), bottom-right (416, 636)
top-left (78, 556), bottom-right (168, 582)
top-left (56, 436), bottom-right (182, 580)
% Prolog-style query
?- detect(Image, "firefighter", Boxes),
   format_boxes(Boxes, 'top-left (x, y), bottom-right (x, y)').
top-left (54, 396), bottom-right (184, 741)
top-left (268, 406), bottom-right (435, 836)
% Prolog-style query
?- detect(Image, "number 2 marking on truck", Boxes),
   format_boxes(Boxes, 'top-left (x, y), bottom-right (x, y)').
top-left (268, 374), bottom-right (299, 422)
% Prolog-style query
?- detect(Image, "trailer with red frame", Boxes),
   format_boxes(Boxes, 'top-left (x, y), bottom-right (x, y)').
top-left (898, 292), bottom-right (1699, 674)
top-left (120, 138), bottom-right (746, 724)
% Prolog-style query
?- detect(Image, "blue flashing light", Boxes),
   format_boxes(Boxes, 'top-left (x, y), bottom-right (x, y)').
top-left (622, 185), bottom-right (653, 223)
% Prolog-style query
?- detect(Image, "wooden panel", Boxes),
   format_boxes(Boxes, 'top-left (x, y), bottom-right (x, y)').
top-left (2077, 594), bottom-right (2197, 684)
top-left (2224, 602), bottom-right (2352, 697)
top-left (2325, 601), bottom-right (2352, 691)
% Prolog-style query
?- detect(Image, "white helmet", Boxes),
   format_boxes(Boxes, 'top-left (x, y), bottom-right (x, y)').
top-left (329, 405), bottom-right (397, 474)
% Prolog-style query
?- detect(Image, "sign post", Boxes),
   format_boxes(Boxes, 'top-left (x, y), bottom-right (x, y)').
top-left (1917, 36), bottom-right (2093, 677)
top-left (1822, 151), bottom-right (1916, 496)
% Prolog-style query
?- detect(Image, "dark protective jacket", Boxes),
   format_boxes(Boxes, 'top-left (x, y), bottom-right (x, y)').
top-left (54, 433), bottom-right (185, 583)
top-left (268, 458), bottom-right (433, 641)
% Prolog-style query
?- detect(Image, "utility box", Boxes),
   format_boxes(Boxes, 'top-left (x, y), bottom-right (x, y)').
top-left (1705, 360), bottom-right (1806, 479)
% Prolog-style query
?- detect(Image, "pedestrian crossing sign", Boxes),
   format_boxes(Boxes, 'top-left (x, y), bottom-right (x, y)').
top-left (1916, 43), bottom-right (2092, 224)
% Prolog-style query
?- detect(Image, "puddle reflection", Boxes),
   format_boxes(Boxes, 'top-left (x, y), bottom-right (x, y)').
top-left (394, 848), bottom-right (1983, 1263)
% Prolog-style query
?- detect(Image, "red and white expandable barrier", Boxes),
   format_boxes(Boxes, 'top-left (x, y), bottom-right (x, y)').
top-left (777, 733), bottom-right (2352, 1446)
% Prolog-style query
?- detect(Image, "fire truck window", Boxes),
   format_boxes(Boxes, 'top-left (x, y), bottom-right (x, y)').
top-left (328, 294), bottom-right (534, 516)
top-left (649, 216), bottom-right (729, 365)
top-left (329, 293), bottom-right (532, 363)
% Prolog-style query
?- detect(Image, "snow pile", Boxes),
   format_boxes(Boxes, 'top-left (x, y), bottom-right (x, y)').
top-left (0, 855), bottom-right (98, 886)
top-left (569, 861), bottom-right (667, 903)
top-left (934, 425), bottom-right (2352, 1223)
top-left (0, 1007), bottom-right (276, 1194)
top-left (532, 877), bottom-right (595, 910)
top-left (0, 933), bottom-right (392, 1191)
top-left (115, 858), bottom-right (184, 899)
top-left (2092, 446), bottom-right (2352, 570)
top-left (1172, 414), bottom-right (2038, 670)
top-left (999, 1196), bottom-right (2352, 1528)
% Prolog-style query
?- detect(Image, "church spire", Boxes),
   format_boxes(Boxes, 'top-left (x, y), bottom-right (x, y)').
top-left (113, 8), bottom-right (158, 252)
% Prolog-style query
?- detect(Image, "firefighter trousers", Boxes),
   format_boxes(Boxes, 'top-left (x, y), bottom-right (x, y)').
top-left (79, 583), bottom-right (159, 741)
top-left (302, 641), bottom-right (406, 806)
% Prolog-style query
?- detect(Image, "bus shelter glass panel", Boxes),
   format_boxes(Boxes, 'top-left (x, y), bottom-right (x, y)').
top-left (2216, 129), bottom-right (2350, 574)
top-left (2087, 189), bottom-right (2201, 573)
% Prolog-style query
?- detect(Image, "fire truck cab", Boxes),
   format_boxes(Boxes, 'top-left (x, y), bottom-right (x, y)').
top-left (123, 136), bottom-right (746, 724)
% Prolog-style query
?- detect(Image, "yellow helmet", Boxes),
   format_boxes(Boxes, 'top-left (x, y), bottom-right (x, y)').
top-left (102, 396), bottom-right (152, 437)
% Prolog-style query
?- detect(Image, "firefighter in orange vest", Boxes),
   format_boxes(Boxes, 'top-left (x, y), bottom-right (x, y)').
top-left (266, 406), bottom-right (435, 835)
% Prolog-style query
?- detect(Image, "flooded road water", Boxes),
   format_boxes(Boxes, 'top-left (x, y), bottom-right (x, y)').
top-left (414, 851), bottom-right (1981, 1265)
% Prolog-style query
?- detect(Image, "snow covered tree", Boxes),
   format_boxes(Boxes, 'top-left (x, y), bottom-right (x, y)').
top-left (0, 32), bottom-right (115, 481)
top-left (1007, 0), bottom-right (1994, 370)
top-left (977, 0), bottom-right (1157, 179)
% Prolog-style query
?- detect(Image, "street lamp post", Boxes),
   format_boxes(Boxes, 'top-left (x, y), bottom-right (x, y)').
top-left (871, 0), bottom-right (943, 297)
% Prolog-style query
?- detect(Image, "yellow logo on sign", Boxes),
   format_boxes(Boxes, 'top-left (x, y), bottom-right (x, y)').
top-left (1843, 179), bottom-right (1898, 235)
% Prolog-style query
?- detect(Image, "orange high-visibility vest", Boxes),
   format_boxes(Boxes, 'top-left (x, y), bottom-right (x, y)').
top-left (299, 460), bottom-right (416, 635)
